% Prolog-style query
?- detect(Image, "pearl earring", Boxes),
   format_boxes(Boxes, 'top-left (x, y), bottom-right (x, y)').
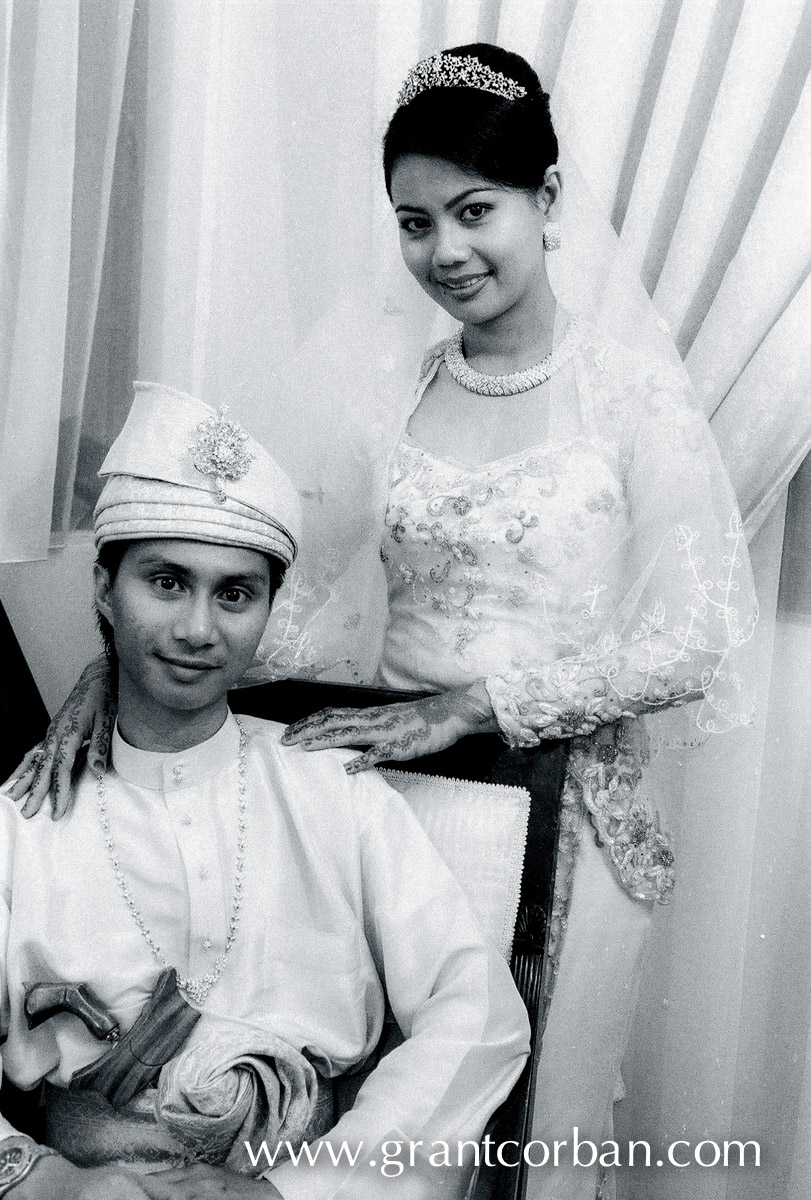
top-left (542, 221), bottom-right (561, 251)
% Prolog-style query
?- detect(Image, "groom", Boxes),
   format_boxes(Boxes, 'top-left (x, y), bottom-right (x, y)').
top-left (0, 383), bottom-right (528, 1200)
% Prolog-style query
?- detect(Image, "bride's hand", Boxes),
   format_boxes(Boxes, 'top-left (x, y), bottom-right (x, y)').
top-left (3, 656), bottom-right (116, 819)
top-left (280, 683), bottom-right (498, 772)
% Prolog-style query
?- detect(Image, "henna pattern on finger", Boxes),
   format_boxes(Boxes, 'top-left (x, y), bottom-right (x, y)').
top-left (90, 705), bottom-right (116, 774)
top-left (345, 742), bottom-right (399, 774)
top-left (10, 745), bottom-right (44, 781)
top-left (51, 748), bottom-right (70, 809)
top-left (287, 705), bottom-right (405, 746)
top-left (28, 756), bottom-right (49, 796)
top-left (7, 764), bottom-right (43, 804)
top-left (292, 687), bottom-right (491, 765)
top-left (283, 707), bottom-right (358, 741)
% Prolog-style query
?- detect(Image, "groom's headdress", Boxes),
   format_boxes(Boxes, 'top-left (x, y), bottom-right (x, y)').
top-left (93, 382), bottom-right (300, 567)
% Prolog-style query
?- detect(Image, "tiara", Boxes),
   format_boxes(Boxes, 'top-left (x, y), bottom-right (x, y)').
top-left (396, 52), bottom-right (527, 109)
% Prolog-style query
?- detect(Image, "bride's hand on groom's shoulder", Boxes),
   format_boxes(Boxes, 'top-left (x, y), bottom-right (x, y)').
top-left (3, 656), bottom-right (115, 820)
top-left (280, 681), bottom-right (498, 772)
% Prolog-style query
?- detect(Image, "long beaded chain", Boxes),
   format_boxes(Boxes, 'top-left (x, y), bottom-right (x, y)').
top-left (96, 716), bottom-right (248, 1006)
top-left (444, 313), bottom-right (586, 396)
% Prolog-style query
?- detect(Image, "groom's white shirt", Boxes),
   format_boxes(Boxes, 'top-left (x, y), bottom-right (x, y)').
top-left (0, 712), bottom-right (529, 1198)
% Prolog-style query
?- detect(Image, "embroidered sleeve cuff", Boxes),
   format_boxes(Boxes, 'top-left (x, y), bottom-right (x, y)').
top-left (485, 672), bottom-right (545, 748)
top-left (486, 662), bottom-right (642, 746)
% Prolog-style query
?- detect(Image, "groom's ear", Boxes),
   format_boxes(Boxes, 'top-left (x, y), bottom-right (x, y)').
top-left (93, 561), bottom-right (115, 628)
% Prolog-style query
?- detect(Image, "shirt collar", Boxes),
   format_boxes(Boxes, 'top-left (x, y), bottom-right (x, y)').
top-left (111, 710), bottom-right (240, 792)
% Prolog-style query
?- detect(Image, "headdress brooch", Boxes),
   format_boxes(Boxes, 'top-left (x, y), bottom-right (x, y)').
top-left (190, 404), bottom-right (255, 503)
top-left (396, 52), bottom-right (527, 109)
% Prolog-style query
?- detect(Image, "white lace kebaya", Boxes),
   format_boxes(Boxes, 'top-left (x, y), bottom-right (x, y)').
top-left (378, 326), bottom-right (757, 904)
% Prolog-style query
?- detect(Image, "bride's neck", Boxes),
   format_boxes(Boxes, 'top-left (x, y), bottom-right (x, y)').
top-left (462, 276), bottom-right (558, 370)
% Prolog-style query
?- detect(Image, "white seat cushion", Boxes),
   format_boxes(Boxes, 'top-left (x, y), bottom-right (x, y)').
top-left (380, 770), bottom-right (530, 960)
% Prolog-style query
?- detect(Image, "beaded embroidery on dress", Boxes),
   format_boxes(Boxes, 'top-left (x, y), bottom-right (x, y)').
top-left (377, 327), bottom-right (756, 904)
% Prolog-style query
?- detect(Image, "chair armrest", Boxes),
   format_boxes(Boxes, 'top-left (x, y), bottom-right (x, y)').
top-left (467, 933), bottom-right (545, 1200)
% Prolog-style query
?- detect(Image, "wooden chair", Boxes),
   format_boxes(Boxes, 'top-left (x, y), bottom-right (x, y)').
top-left (0, 601), bottom-right (50, 1141)
top-left (230, 679), bottom-right (568, 1200)
top-left (0, 600), bottom-right (50, 784)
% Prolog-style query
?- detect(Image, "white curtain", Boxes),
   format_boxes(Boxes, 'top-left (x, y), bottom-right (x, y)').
top-left (1, 2), bottom-right (810, 1196)
top-left (0, 0), bottom-right (135, 560)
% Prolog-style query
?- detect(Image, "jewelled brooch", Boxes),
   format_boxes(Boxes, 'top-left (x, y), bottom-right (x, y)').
top-left (190, 405), bottom-right (255, 503)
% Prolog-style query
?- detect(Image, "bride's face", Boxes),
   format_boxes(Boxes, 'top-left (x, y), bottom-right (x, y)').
top-left (390, 154), bottom-right (553, 327)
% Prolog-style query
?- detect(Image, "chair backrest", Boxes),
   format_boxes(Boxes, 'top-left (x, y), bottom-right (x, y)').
top-left (0, 601), bottom-right (50, 1140)
top-left (0, 600), bottom-right (50, 782)
top-left (382, 768), bottom-right (530, 960)
top-left (230, 679), bottom-right (568, 1200)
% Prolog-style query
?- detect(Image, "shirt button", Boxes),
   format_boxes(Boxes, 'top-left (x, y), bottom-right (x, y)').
top-left (181, 815), bottom-right (192, 827)
top-left (199, 867), bottom-right (209, 881)
top-left (203, 937), bottom-right (213, 950)
top-left (172, 764), bottom-right (186, 783)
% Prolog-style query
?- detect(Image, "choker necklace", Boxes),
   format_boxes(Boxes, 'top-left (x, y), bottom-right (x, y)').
top-left (96, 716), bottom-right (248, 1006)
top-left (444, 314), bottom-right (586, 396)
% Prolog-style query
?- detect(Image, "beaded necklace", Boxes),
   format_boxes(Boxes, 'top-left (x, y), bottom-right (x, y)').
top-left (96, 716), bottom-right (248, 1006)
top-left (444, 314), bottom-right (586, 396)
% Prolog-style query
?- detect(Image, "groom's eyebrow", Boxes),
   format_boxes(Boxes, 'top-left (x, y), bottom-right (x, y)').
top-left (136, 555), bottom-right (191, 577)
top-left (218, 571), bottom-right (268, 588)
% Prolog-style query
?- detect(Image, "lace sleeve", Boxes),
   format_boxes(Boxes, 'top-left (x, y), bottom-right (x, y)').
top-left (486, 367), bottom-right (758, 747)
top-left (485, 635), bottom-right (720, 746)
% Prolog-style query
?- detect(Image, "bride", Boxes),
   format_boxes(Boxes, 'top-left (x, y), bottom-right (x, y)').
top-left (9, 43), bottom-right (757, 1200)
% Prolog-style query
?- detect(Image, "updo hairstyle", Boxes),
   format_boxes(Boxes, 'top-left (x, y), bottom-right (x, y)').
top-left (383, 43), bottom-right (558, 198)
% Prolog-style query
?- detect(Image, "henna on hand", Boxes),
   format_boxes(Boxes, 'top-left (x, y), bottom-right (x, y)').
top-left (88, 672), bottom-right (117, 776)
top-left (281, 685), bottom-right (497, 772)
top-left (8, 655), bottom-right (116, 819)
top-left (4, 743), bottom-right (46, 799)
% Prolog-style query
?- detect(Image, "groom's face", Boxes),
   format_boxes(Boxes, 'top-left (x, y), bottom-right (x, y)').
top-left (94, 539), bottom-right (273, 716)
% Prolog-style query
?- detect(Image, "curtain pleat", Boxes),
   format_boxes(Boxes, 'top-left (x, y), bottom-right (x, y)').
top-left (137, 0), bottom-right (224, 390)
top-left (676, 1), bottom-right (811, 353)
top-left (495, 0), bottom-right (549, 59)
top-left (553, 0), bottom-right (668, 205)
top-left (653, 0), bottom-right (807, 350)
top-left (0, 0), bottom-right (133, 561)
top-left (0, 0), bottom-right (79, 562)
top-left (609, 0), bottom-right (682, 235)
top-left (51, 0), bottom-right (136, 541)
top-left (532, 0), bottom-right (581, 93)
top-left (727, 612), bottom-right (811, 1200)
top-left (687, 72), bottom-right (811, 413)
top-left (443, 0), bottom-right (482, 46)
top-left (710, 273), bottom-right (811, 539)
top-left (622, 0), bottom-right (747, 293)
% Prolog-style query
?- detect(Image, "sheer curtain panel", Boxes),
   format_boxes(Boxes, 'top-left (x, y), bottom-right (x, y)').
top-left (0, 0), bottom-right (135, 561)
